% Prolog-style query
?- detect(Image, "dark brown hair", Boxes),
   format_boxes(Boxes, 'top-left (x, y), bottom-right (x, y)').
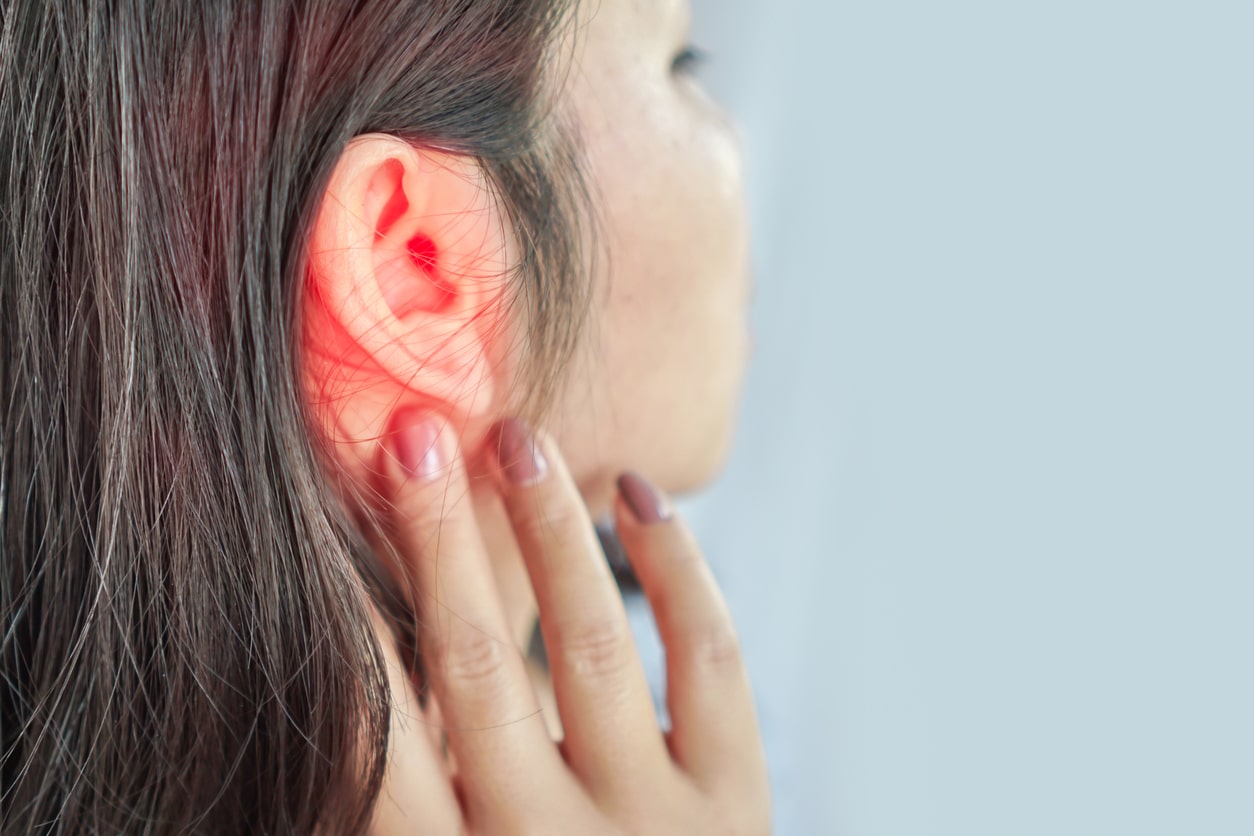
top-left (0, 1), bottom-right (593, 831)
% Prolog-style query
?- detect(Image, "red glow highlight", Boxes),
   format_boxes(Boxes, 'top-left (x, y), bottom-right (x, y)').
top-left (406, 232), bottom-right (454, 313)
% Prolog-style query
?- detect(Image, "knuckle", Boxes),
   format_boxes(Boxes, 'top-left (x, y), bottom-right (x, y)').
top-left (555, 618), bottom-right (634, 679)
top-left (431, 625), bottom-right (511, 692)
top-left (685, 623), bottom-right (744, 676)
top-left (510, 495), bottom-right (583, 546)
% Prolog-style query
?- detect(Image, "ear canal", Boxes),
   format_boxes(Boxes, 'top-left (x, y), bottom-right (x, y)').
top-left (407, 232), bottom-right (438, 275)
top-left (379, 232), bottom-right (455, 320)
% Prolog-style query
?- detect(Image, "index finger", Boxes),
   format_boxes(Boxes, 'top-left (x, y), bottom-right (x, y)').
top-left (486, 418), bottom-right (670, 797)
top-left (376, 409), bottom-right (568, 822)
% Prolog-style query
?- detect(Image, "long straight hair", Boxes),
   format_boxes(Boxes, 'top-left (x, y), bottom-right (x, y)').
top-left (0, 1), bottom-right (593, 831)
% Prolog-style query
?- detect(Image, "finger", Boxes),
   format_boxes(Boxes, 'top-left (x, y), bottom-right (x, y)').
top-left (486, 418), bottom-right (669, 795)
top-left (378, 409), bottom-right (566, 819)
top-left (613, 471), bottom-right (768, 799)
top-left (366, 604), bottom-right (464, 835)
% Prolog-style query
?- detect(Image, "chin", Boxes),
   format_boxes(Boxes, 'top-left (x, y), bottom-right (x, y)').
top-left (672, 445), bottom-right (733, 497)
top-left (576, 397), bottom-right (743, 516)
top-left (577, 441), bottom-right (724, 521)
top-left (664, 410), bottom-right (742, 498)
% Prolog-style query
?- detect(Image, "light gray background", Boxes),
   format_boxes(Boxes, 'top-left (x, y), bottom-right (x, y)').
top-left (627, 2), bottom-right (1254, 834)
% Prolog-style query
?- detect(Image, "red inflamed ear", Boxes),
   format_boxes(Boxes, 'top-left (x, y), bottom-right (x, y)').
top-left (301, 133), bottom-right (516, 473)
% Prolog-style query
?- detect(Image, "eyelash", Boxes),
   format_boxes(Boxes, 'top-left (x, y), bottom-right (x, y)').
top-left (671, 45), bottom-right (709, 76)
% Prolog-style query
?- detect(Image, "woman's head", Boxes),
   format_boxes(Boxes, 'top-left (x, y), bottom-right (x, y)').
top-left (0, 0), bottom-right (748, 830)
top-left (305, 0), bottom-right (752, 517)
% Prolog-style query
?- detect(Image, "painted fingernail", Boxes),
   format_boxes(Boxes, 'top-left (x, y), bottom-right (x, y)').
top-left (494, 418), bottom-right (548, 485)
top-left (392, 412), bottom-right (446, 481)
top-left (617, 470), bottom-right (673, 525)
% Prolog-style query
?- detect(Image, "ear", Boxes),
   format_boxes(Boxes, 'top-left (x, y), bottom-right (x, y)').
top-left (304, 134), bottom-right (510, 423)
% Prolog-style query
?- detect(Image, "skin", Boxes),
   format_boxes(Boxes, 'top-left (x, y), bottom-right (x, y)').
top-left (483, 0), bottom-right (754, 720)
top-left (365, 419), bottom-right (771, 834)
top-left (487, 0), bottom-right (753, 657)
top-left (549, 0), bottom-right (754, 508)
top-left (305, 0), bottom-right (750, 666)
top-left (300, 0), bottom-right (758, 828)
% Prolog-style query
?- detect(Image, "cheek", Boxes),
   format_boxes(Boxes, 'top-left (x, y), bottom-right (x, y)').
top-left (655, 135), bottom-right (749, 331)
top-left (606, 108), bottom-right (747, 285)
top-left (567, 75), bottom-right (751, 479)
top-left (597, 140), bottom-right (749, 406)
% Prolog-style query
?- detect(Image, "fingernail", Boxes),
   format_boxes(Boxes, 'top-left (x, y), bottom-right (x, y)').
top-left (391, 412), bottom-right (446, 481)
top-left (617, 470), bottom-right (673, 525)
top-left (493, 418), bottom-right (548, 485)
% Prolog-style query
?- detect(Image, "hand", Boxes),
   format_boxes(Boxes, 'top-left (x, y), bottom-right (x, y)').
top-left (365, 413), bottom-right (771, 835)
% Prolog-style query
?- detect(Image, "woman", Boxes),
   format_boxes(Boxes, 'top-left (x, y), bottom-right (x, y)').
top-left (0, 0), bottom-right (768, 832)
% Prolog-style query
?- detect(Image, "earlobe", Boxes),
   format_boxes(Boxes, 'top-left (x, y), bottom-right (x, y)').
top-left (304, 134), bottom-right (509, 420)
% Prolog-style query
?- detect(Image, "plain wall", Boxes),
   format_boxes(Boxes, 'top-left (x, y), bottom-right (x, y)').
top-left (634, 2), bottom-right (1254, 834)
